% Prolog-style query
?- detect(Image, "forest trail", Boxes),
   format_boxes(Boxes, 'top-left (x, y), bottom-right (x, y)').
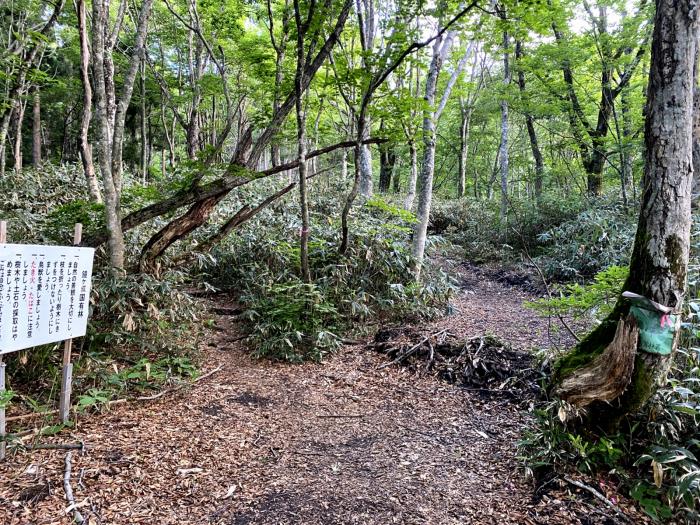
top-left (1, 263), bottom-right (646, 525)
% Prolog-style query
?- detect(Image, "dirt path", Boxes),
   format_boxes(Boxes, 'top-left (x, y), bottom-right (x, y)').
top-left (0, 264), bottom-right (647, 524)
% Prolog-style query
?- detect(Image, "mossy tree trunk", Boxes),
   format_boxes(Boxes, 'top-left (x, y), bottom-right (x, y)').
top-left (554, 0), bottom-right (700, 427)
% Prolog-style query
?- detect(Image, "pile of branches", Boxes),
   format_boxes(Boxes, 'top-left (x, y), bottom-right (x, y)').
top-left (373, 327), bottom-right (541, 400)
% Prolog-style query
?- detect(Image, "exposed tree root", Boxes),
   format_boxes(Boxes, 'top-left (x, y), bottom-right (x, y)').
top-left (555, 315), bottom-right (638, 409)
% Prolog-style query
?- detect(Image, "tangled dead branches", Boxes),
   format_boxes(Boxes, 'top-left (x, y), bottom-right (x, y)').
top-left (372, 327), bottom-right (541, 400)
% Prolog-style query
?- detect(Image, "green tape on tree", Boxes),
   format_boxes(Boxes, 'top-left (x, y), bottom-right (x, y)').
top-left (629, 305), bottom-right (677, 356)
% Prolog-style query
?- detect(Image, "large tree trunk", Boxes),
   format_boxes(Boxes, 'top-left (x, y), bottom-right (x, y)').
top-left (554, 0), bottom-right (699, 426)
top-left (92, 0), bottom-right (125, 271)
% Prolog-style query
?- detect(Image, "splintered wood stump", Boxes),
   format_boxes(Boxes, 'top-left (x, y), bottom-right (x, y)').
top-left (555, 316), bottom-right (638, 408)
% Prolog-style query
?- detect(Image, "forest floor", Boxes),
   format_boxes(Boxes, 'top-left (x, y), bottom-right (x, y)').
top-left (0, 262), bottom-right (653, 525)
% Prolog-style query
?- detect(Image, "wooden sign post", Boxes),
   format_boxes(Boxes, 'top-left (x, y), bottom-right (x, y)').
top-left (0, 222), bottom-right (94, 460)
top-left (59, 224), bottom-right (82, 424)
top-left (0, 220), bottom-right (6, 461)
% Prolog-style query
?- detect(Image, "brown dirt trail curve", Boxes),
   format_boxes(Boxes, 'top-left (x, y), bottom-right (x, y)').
top-left (0, 263), bottom-right (650, 524)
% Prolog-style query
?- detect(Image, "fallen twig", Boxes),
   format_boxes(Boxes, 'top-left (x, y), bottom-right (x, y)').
top-left (26, 442), bottom-right (84, 451)
top-left (378, 329), bottom-right (448, 370)
top-left (136, 365), bottom-right (223, 401)
top-left (315, 413), bottom-right (365, 419)
top-left (63, 451), bottom-right (85, 524)
top-left (564, 476), bottom-right (630, 523)
top-left (6, 409), bottom-right (58, 422)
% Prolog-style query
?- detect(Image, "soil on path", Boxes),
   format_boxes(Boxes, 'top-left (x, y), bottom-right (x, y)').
top-left (0, 263), bottom-right (648, 525)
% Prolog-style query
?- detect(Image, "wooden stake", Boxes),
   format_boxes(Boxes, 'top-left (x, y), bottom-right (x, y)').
top-left (0, 220), bottom-right (6, 460)
top-left (59, 224), bottom-right (82, 424)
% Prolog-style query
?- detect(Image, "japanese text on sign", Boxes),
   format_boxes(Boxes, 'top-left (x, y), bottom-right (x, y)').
top-left (0, 244), bottom-right (94, 355)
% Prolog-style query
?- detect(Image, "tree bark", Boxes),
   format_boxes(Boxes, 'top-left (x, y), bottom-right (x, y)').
top-left (692, 41), bottom-right (700, 208)
top-left (554, 0), bottom-right (700, 426)
top-left (498, 10), bottom-right (510, 222)
top-left (457, 99), bottom-right (471, 198)
top-left (356, 0), bottom-right (376, 198)
top-left (514, 39), bottom-right (544, 201)
top-left (404, 140), bottom-right (418, 209)
top-left (140, 58), bottom-right (148, 182)
top-left (76, 0), bottom-right (102, 203)
top-left (378, 137), bottom-right (396, 193)
top-left (411, 32), bottom-right (455, 279)
top-left (11, 100), bottom-right (26, 173)
top-left (32, 86), bottom-right (41, 168)
top-left (92, 0), bottom-right (125, 271)
top-left (293, 0), bottom-right (311, 283)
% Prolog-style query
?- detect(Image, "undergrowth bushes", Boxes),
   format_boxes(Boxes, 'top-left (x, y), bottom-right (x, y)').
top-left (204, 190), bottom-right (453, 361)
top-left (520, 218), bottom-right (700, 523)
top-left (431, 193), bottom-right (636, 281)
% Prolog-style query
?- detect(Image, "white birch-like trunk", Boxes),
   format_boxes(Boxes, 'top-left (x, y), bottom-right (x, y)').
top-left (404, 140), bottom-right (418, 210)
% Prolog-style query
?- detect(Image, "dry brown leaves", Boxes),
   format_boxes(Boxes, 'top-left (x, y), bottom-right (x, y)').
top-left (0, 264), bottom-right (652, 524)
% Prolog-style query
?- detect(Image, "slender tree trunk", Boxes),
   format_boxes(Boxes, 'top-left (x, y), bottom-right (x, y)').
top-left (0, 117), bottom-right (9, 178)
top-left (293, 0), bottom-right (310, 283)
top-left (356, 0), bottom-right (376, 198)
top-left (404, 139), bottom-right (418, 209)
top-left (692, 43), bottom-right (700, 209)
top-left (392, 158), bottom-right (401, 193)
top-left (554, 0), bottom-right (700, 425)
top-left (92, 0), bottom-right (125, 271)
top-left (378, 141), bottom-right (396, 193)
top-left (341, 149), bottom-right (348, 179)
top-left (499, 10), bottom-right (510, 221)
top-left (32, 86), bottom-right (42, 168)
top-left (515, 39), bottom-right (544, 201)
top-left (140, 59), bottom-right (148, 182)
top-left (12, 101), bottom-right (26, 173)
top-left (457, 101), bottom-right (471, 198)
top-left (411, 33), bottom-right (454, 279)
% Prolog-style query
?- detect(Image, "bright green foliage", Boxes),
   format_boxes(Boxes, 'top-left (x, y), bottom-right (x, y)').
top-left (526, 265), bottom-right (629, 327)
top-left (204, 182), bottom-right (453, 361)
top-left (521, 220), bottom-right (700, 523)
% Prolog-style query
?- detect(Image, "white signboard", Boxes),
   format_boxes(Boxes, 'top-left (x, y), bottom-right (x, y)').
top-left (0, 244), bottom-right (95, 355)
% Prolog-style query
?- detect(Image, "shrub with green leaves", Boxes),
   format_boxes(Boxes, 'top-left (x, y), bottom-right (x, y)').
top-left (204, 191), bottom-right (453, 361)
top-left (534, 199), bottom-right (637, 280)
top-left (526, 265), bottom-right (629, 334)
top-left (520, 219), bottom-right (700, 523)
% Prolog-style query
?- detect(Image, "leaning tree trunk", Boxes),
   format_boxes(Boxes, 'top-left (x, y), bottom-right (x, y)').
top-left (553, 0), bottom-right (700, 427)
